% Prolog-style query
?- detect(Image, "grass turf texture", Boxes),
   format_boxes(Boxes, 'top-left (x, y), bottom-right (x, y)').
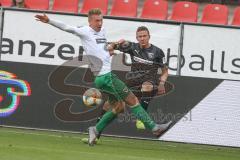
top-left (0, 127), bottom-right (240, 160)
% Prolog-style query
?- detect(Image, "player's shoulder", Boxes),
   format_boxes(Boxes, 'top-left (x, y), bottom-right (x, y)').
top-left (151, 44), bottom-right (165, 56)
top-left (78, 26), bottom-right (96, 36)
top-left (150, 44), bottom-right (161, 50)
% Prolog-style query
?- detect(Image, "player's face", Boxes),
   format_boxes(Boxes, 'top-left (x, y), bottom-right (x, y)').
top-left (89, 14), bottom-right (103, 32)
top-left (136, 30), bottom-right (150, 48)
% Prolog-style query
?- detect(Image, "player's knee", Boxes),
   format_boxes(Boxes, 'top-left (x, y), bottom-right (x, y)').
top-left (124, 92), bottom-right (139, 106)
top-left (141, 81), bottom-right (153, 92)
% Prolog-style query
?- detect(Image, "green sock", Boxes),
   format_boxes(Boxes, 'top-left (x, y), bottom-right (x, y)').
top-left (130, 104), bottom-right (156, 130)
top-left (96, 111), bottom-right (117, 133)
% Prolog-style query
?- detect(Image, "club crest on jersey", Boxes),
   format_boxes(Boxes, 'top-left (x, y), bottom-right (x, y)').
top-left (147, 52), bottom-right (154, 59)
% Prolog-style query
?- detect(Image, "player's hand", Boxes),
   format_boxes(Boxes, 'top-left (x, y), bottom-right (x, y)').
top-left (35, 14), bottom-right (49, 23)
top-left (157, 83), bottom-right (166, 95)
top-left (108, 39), bottom-right (125, 50)
top-left (109, 49), bottom-right (115, 56)
top-left (119, 40), bottom-right (131, 52)
top-left (118, 39), bottom-right (125, 44)
top-left (106, 42), bottom-right (115, 51)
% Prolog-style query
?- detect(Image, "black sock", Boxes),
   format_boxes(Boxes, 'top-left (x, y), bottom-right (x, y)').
top-left (140, 98), bottom-right (151, 111)
top-left (140, 91), bottom-right (153, 111)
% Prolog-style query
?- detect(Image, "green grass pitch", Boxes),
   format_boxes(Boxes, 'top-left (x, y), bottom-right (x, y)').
top-left (0, 127), bottom-right (240, 160)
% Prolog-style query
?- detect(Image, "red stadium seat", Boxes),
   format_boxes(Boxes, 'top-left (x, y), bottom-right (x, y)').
top-left (140, 0), bottom-right (168, 20)
top-left (201, 4), bottom-right (228, 25)
top-left (0, 0), bottom-right (13, 7)
top-left (52, 0), bottom-right (79, 13)
top-left (231, 7), bottom-right (240, 26)
top-left (80, 0), bottom-right (108, 15)
top-left (110, 0), bottom-right (138, 18)
top-left (24, 0), bottom-right (49, 10)
top-left (170, 1), bottom-right (198, 22)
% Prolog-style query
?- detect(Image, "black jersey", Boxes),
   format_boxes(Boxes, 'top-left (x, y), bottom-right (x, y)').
top-left (122, 42), bottom-right (166, 85)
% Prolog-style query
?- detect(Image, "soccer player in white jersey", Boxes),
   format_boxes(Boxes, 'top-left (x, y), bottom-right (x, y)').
top-left (35, 8), bottom-right (172, 146)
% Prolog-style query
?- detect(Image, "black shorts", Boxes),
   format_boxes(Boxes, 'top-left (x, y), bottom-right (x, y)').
top-left (126, 78), bottom-right (158, 98)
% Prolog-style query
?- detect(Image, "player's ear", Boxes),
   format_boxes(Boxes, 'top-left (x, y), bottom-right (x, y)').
top-left (136, 34), bottom-right (139, 40)
top-left (88, 16), bottom-right (91, 23)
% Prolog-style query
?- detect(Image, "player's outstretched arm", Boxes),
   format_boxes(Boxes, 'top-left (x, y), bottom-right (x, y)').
top-left (35, 14), bottom-right (49, 23)
top-left (35, 14), bottom-right (79, 35)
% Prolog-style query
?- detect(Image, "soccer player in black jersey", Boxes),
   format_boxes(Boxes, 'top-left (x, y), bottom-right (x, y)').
top-left (117, 26), bottom-right (169, 129)
top-left (106, 26), bottom-right (169, 129)
top-left (82, 26), bottom-right (169, 144)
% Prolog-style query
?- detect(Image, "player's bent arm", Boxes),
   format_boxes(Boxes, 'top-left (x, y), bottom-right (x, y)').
top-left (157, 66), bottom-right (168, 94)
top-left (48, 19), bottom-right (80, 35)
top-left (107, 40), bottom-right (132, 53)
top-left (106, 40), bottom-right (133, 58)
top-left (159, 65), bottom-right (168, 85)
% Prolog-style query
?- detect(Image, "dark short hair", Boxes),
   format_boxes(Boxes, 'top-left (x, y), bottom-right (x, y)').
top-left (136, 26), bottom-right (150, 35)
top-left (88, 8), bottom-right (102, 17)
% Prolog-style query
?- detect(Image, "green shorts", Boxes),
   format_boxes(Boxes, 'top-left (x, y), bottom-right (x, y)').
top-left (94, 72), bottom-right (131, 104)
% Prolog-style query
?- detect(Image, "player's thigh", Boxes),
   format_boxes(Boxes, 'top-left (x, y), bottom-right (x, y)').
top-left (127, 79), bottom-right (142, 98)
top-left (108, 100), bottom-right (125, 114)
top-left (141, 81), bottom-right (158, 97)
top-left (124, 92), bottom-right (139, 106)
top-left (94, 72), bottom-right (130, 100)
top-left (108, 73), bottom-right (131, 101)
top-left (102, 101), bottom-right (111, 111)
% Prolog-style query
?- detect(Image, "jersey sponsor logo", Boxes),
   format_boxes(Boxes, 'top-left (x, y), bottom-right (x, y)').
top-left (96, 38), bottom-right (107, 44)
top-left (133, 56), bottom-right (153, 65)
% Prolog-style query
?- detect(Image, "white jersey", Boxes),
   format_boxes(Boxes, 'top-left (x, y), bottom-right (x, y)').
top-left (48, 19), bottom-right (112, 76)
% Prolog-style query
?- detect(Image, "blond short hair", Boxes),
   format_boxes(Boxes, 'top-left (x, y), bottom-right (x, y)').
top-left (88, 8), bottom-right (102, 17)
